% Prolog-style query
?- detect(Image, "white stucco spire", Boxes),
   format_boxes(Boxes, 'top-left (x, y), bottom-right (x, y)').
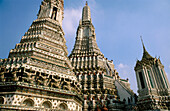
top-left (70, 1), bottom-right (104, 58)
top-left (82, 1), bottom-right (91, 22)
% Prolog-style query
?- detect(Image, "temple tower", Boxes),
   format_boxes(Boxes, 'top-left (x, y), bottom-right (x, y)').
top-left (0, 0), bottom-right (83, 110)
top-left (69, 2), bottom-right (127, 111)
top-left (134, 38), bottom-right (170, 110)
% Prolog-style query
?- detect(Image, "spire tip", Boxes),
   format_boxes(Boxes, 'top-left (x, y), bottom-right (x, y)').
top-left (86, 1), bottom-right (88, 6)
top-left (140, 36), bottom-right (144, 46)
top-left (140, 36), bottom-right (145, 50)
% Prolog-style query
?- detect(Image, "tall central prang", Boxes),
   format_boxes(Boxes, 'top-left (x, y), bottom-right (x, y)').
top-left (0, 0), bottom-right (83, 110)
top-left (69, 2), bottom-right (136, 111)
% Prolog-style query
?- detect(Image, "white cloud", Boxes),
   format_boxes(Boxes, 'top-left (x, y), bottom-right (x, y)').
top-left (116, 63), bottom-right (130, 75)
top-left (118, 63), bottom-right (126, 68)
top-left (63, 7), bottom-right (82, 37)
top-left (116, 63), bottom-right (138, 93)
top-left (62, 0), bottom-right (97, 38)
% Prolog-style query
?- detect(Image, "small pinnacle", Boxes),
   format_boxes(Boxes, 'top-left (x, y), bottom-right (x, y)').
top-left (86, 1), bottom-right (88, 6)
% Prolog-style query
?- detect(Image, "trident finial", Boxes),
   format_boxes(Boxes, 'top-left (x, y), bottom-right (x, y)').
top-left (86, 1), bottom-right (88, 6)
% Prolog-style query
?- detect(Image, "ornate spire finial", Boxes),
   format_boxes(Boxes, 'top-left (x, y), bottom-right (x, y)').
top-left (86, 1), bottom-right (88, 6)
top-left (140, 36), bottom-right (144, 48)
top-left (140, 36), bottom-right (153, 60)
top-left (82, 1), bottom-right (91, 22)
top-left (140, 36), bottom-right (146, 52)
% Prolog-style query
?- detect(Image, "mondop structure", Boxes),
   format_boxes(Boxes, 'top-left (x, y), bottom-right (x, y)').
top-left (0, 0), bottom-right (169, 111)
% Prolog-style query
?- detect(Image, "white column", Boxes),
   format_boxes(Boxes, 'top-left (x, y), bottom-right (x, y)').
top-left (136, 71), bottom-right (142, 90)
top-left (143, 67), bottom-right (152, 89)
top-left (142, 68), bottom-right (149, 88)
top-left (162, 68), bottom-right (170, 88)
top-left (158, 66), bottom-right (169, 88)
top-left (150, 67), bottom-right (158, 89)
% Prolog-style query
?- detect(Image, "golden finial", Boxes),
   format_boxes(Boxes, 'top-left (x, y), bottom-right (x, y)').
top-left (86, 1), bottom-right (88, 6)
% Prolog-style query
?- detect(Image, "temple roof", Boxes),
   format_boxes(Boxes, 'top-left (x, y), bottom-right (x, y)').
top-left (141, 37), bottom-right (154, 61)
top-left (135, 38), bottom-right (155, 70)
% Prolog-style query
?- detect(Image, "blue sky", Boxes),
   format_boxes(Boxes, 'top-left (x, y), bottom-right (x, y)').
top-left (0, 0), bottom-right (170, 93)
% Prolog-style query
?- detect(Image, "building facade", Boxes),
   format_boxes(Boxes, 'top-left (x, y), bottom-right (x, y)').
top-left (0, 0), bottom-right (83, 110)
top-left (134, 39), bottom-right (170, 110)
top-left (0, 0), bottom-right (169, 111)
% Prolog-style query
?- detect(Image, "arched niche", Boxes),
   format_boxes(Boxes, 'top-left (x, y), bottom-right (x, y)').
top-left (42, 101), bottom-right (52, 109)
top-left (59, 103), bottom-right (68, 111)
top-left (0, 97), bottom-right (4, 104)
top-left (22, 98), bottom-right (34, 107)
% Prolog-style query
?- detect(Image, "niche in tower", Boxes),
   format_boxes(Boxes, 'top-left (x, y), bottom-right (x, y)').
top-left (51, 7), bottom-right (58, 20)
top-left (138, 72), bottom-right (145, 89)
